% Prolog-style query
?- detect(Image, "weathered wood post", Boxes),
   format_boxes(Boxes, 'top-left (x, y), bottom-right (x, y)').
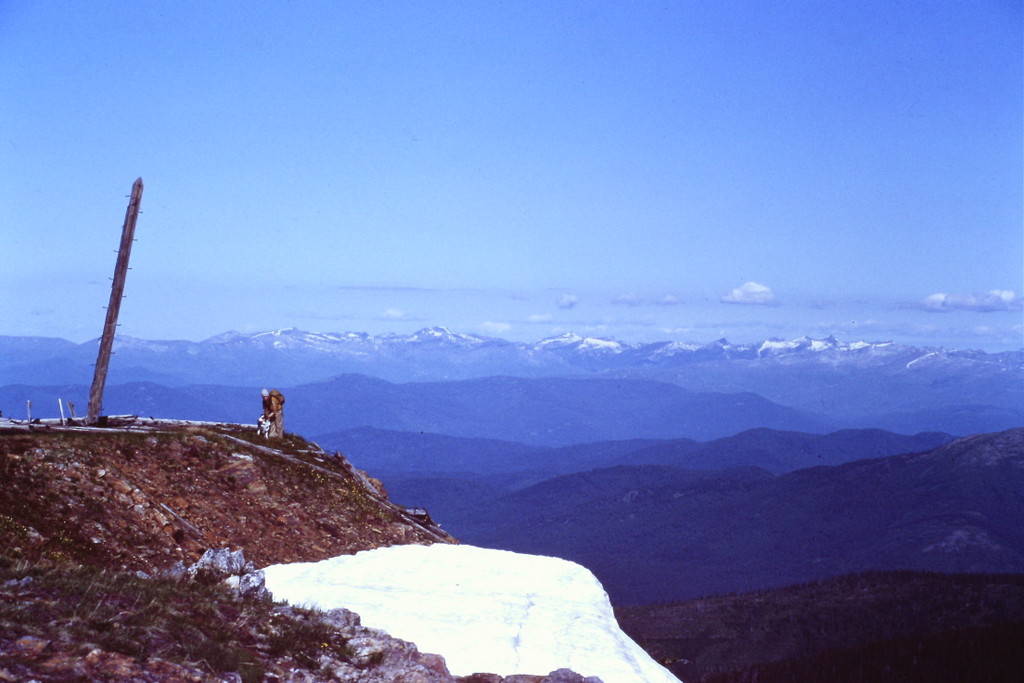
top-left (87, 178), bottom-right (144, 426)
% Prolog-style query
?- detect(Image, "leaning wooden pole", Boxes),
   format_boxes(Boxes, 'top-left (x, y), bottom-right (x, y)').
top-left (87, 177), bottom-right (144, 425)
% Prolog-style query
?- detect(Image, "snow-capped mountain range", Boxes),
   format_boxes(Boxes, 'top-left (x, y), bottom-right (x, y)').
top-left (2, 327), bottom-right (1021, 436)
top-left (196, 325), bottom-right (1006, 359)
top-left (8, 325), bottom-right (1016, 369)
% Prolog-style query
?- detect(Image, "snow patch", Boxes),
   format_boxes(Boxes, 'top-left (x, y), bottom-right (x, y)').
top-left (579, 337), bottom-right (624, 352)
top-left (535, 333), bottom-right (584, 348)
top-left (534, 333), bottom-right (623, 353)
top-left (906, 352), bottom-right (939, 369)
top-left (758, 339), bottom-right (800, 356)
top-left (262, 544), bottom-right (679, 683)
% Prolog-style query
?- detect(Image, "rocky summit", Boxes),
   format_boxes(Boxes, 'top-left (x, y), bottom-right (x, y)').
top-left (0, 417), bottom-right (453, 571)
top-left (0, 418), bottom-right (603, 682)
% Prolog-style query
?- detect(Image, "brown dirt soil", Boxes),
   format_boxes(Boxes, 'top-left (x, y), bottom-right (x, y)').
top-left (0, 419), bottom-right (455, 573)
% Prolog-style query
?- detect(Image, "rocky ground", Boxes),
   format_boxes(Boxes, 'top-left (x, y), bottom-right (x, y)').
top-left (0, 417), bottom-right (452, 572)
top-left (1, 553), bottom-right (601, 682)
top-left (0, 418), bottom-right (600, 682)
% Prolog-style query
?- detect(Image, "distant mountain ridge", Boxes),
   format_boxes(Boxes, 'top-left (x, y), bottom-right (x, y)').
top-left (0, 375), bottom-right (830, 447)
top-left (332, 426), bottom-right (954, 480)
top-left (442, 428), bottom-right (1024, 604)
top-left (2, 327), bottom-right (1021, 436)
top-left (3, 326), bottom-right (1020, 385)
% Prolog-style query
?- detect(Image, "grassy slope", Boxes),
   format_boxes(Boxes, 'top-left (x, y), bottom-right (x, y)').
top-left (0, 556), bottom-right (349, 682)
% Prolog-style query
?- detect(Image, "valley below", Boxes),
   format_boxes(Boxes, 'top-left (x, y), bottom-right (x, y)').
top-left (2, 329), bottom-right (1023, 680)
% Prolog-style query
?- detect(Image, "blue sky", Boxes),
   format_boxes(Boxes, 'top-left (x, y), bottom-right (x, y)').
top-left (2, 1), bottom-right (1021, 350)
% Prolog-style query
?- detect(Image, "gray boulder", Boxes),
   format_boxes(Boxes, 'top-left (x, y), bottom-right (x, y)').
top-left (185, 547), bottom-right (269, 599)
top-left (188, 547), bottom-right (251, 580)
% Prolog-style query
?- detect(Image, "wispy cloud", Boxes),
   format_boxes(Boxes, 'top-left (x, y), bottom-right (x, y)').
top-left (557, 294), bottom-right (579, 309)
top-left (808, 319), bottom-right (891, 337)
top-left (612, 292), bottom-right (643, 307)
top-left (527, 314), bottom-right (553, 324)
top-left (337, 284), bottom-right (439, 292)
top-left (376, 309), bottom-right (426, 321)
top-left (656, 294), bottom-right (683, 306)
top-left (481, 321), bottom-right (512, 334)
top-left (916, 290), bottom-right (1022, 312)
top-left (721, 282), bottom-right (777, 305)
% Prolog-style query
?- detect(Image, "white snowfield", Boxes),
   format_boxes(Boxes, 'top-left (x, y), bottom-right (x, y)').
top-left (262, 544), bottom-right (681, 683)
